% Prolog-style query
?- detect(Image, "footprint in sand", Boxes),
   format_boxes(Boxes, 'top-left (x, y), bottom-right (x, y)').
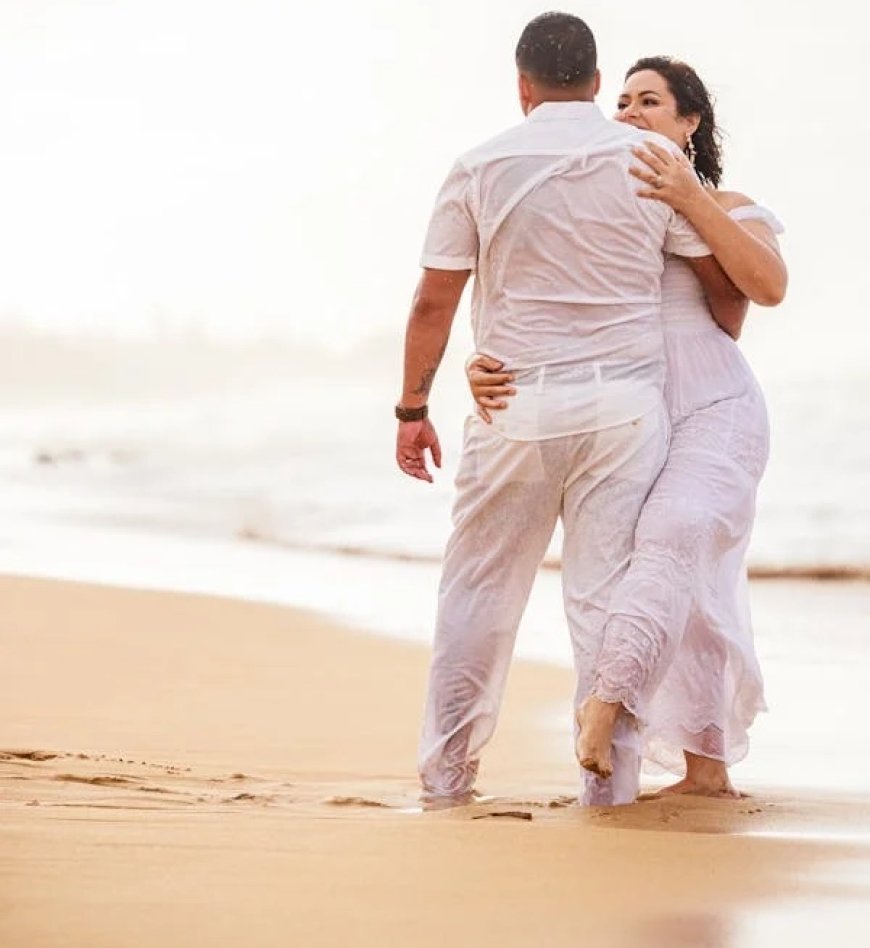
top-left (0, 750), bottom-right (59, 762)
top-left (325, 796), bottom-right (392, 809)
top-left (471, 811), bottom-right (533, 821)
top-left (547, 796), bottom-right (578, 808)
top-left (2, 751), bottom-right (295, 811)
top-left (53, 774), bottom-right (138, 787)
top-left (223, 792), bottom-right (276, 805)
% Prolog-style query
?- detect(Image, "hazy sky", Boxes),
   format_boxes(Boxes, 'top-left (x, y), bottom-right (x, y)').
top-left (0, 0), bottom-right (864, 369)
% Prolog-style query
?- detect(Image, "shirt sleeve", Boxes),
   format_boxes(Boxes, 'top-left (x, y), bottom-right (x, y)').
top-left (635, 131), bottom-right (710, 258)
top-left (664, 211), bottom-right (710, 258)
top-left (420, 160), bottom-right (478, 271)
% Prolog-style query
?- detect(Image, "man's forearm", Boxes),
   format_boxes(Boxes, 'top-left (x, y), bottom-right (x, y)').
top-left (399, 269), bottom-right (469, 408)
top-left (400, 305), bottom-right (452, 409)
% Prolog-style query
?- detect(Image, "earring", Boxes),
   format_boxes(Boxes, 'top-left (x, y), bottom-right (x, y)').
top-left (685, 134), bottom-right (697, 166)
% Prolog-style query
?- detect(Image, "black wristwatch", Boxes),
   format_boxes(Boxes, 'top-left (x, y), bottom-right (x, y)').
top-left (395, 404), bottom-right (428, 422)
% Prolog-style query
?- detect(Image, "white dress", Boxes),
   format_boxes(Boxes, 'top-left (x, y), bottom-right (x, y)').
top-left (591, 205), bottom-right (782, 781)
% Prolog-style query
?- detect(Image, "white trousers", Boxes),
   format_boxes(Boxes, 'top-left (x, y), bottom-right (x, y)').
top-left (418, 403), bottom-right (668, 804)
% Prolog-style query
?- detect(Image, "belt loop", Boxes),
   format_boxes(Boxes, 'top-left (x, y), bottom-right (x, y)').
top-left (593, 363), bottom-right (602, 385)
top-left (536, 365), bottom-right (546, 394)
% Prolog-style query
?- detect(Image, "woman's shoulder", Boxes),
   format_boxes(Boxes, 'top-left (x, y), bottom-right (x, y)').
top-left (712, 191), bottom-right (784, 234)
top-left (710, 189), bottom-right (756, 212)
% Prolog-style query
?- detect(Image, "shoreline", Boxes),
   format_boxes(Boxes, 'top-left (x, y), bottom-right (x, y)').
top-left (237, 529), bottom-right (870, 582)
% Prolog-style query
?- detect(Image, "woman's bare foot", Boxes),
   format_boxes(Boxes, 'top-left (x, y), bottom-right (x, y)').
top-left (655, 752), bottom-right (740, 799)
top-left (575, 697), bottom-right (621, 779)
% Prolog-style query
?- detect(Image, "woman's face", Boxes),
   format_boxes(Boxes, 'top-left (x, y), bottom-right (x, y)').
top-left (614, 69), bottom-right (698, 148)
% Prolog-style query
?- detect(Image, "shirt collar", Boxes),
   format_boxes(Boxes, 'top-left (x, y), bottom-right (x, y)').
top-left (525, 101), bottom-right (604, 124)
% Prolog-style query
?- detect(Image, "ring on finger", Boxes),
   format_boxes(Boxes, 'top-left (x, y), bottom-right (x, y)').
top-left (654, 174), bottom-right (664, 188)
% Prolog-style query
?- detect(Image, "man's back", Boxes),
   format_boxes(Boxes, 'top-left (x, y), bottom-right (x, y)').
top-left (423, 102), bottom-right (704, 368)
top-left (421, 100), bottom-right (706, 437)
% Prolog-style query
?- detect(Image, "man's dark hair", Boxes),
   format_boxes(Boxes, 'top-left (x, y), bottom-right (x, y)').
top-left (515, 12), bottom-right (597, 88)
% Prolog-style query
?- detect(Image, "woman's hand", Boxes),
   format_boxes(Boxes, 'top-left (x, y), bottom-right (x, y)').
top-left (465, 353), bottom-right (515, 424)
top-left (630, 141), bottom-right (706, 214)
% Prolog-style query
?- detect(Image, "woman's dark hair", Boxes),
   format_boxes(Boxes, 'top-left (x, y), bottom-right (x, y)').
top-left (516, 12), bottom-right (597, 88)
top-left (626, 56), bottom-right (723, 188)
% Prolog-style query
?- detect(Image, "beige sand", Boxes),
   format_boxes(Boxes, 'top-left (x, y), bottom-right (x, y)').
top-left (2, 576), bottom-right (869, 947)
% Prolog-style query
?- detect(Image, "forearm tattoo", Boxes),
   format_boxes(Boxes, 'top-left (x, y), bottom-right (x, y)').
top-left (413, 367), bottom-right (437, 397)
top-left (412, 338), bottom-right (448, 397)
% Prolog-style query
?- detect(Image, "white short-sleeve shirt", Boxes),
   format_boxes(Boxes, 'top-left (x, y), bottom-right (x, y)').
top-left (421, 101), bottom-right (710, 439)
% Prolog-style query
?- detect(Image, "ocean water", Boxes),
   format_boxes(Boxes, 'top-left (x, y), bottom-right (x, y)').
top-left (1, 326), bottom-right (866, 575)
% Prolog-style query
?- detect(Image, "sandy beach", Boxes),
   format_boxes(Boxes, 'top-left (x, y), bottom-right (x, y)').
top-left (2, 575), bottom-right (869, 947)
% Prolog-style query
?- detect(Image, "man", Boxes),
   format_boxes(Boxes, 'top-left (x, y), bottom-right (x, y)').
top-left (395, 12), bottom-right (710, 806)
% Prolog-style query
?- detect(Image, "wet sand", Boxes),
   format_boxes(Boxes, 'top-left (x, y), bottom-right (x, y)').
top-left (2, 576), bottom-right (869, 947)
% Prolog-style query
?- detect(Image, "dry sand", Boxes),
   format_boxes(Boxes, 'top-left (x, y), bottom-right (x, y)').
top-left (1, 576), bottom-right (869, 947)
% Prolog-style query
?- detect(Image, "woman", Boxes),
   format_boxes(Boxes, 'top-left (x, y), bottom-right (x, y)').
top-left (468, 57), bottom-right (787, 800)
